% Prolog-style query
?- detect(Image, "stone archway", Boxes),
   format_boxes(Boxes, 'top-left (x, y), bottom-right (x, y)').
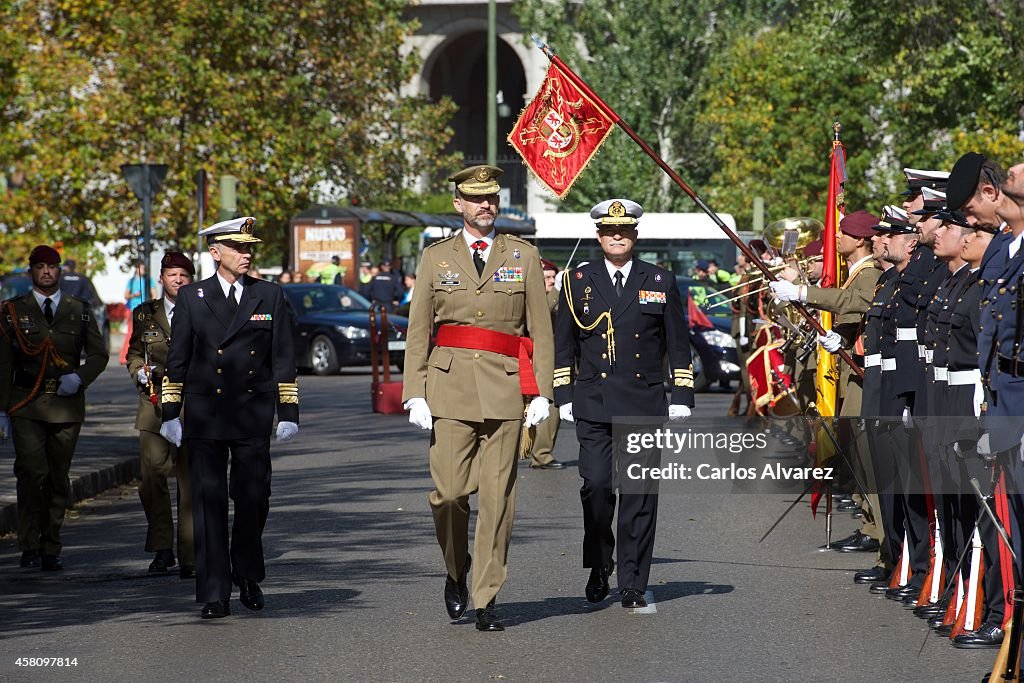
top-left (426, 32), bottom-right (528, 208)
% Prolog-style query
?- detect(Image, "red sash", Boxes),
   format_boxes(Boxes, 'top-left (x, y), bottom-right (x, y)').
top-left (435, 325), bottom-right (539, 396)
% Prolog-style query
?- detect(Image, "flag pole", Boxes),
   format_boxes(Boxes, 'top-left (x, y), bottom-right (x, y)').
top-left (531, 36), bottom-right (863, 378)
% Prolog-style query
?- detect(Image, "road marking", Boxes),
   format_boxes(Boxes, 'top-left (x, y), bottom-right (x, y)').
top-left (628, 590), bottom-right (657, 614)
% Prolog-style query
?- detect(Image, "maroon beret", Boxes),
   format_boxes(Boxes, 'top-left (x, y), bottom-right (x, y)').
top-left (540, 258), bottom-right (557, 272)
top-left (801, 239), bottom-right (823, 257)
top-left (28, 245), bottom-right (61, 265)
top-left (839, 210), bottom-right (880, 238)
top-left (161, 251), bottom-right (195, 276)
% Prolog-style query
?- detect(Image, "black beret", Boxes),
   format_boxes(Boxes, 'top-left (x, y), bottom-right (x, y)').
top-left (28, 245), bottom-right (61, 265)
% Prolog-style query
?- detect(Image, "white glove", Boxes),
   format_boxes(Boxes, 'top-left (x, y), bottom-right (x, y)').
top-left (276, 421), bottom-right (298, 442)
top-left (404, 397), bottom-right (433, 430)
top-left (978, 432), bottom-right (992, 456)
top-left (136, 367), bottom-right (150, 386)
top-left (559, 402), bottom-right (575, 423)
top-left (818, 331), bottom-right (843, 353)
top-left (768, 280), bottom-right (802, 303)
top-left (902, 406), bottom-right (913, 429)
top-left (56, 372), bottom-right (83, 396)
top-left (668, 404), bottom-right (691, 421)
top-left (524, 397), bottom-right (550, 427)
top-left (160, 417), bottom-right (182, 447)
top-left (0, 411), bottom-right (10, 443)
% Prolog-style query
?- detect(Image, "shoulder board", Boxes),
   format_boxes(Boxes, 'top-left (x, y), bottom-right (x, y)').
top-left (423, 234), bottom-right (458, 250)
top-left (65, 294), bottom-right (90, 307)
top-left (503, 234), bottom-right (531, 245)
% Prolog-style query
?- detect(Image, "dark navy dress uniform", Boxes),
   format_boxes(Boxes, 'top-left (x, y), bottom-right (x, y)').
top-left (162, 273), bottom-right (298, 605)
top-left (554, 258), bottom-right (694, 595)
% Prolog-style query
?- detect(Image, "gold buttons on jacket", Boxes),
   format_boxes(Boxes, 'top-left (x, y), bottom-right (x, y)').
top-left (249, 370), bottom-right (254, 375)
top-left (601, 333), bottom-right (606, 339)
top-left (217, 349), bottom-right (224, 355)
top-left (216, 388), bottom-right (222, 394)
top-left (476, 311), bottom-right (484, 318)
top-left (600, 372), bottom-right (607, 379)
top-left (473, 353), bottom-right (480, 359)
top-left (635, 373), bottom-right (641, 378)
top-left (634, 333), bottom-right (640, 339)
top-left (635, 353), bottom-right (640, 359)
top-left (217, 368), bottom-right (222, 374)
top-left (476, 291), bottom-right (481, 296)
top-left (250, 350), bottom-right (256, 356)
top-left (601, 353), bottom-right (607, 359)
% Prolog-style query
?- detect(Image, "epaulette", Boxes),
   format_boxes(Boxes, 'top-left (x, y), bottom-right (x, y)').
top-left (424, 233), bottom-right (458, 250)
top-left (504, 233), bottom-right (532, 245)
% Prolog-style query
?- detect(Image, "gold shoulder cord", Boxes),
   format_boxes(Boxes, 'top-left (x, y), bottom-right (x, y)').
top-left (561, 269), bottom-right (615, 365)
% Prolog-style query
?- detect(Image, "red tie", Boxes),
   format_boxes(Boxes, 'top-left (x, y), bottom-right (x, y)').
top-left (471, 240), bottom-right (487, 252)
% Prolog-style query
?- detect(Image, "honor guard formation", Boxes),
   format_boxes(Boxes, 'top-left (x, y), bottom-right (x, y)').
top-left (6, 157), bottom-right (1024, 681)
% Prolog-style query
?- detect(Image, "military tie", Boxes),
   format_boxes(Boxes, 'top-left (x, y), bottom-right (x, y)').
top-left (613, 271), bottom-right (624, 298)
top-left (227, 284), bottom-right (238, 314)
top-left (43, 297), bottom-right (54, 323)
top-left (471, 240), bottom-right (487, 276)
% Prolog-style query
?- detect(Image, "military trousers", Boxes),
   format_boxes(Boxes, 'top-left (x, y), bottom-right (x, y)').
top-left (576, 418), bottom-right (659, 594)
top-left (429, 417), bottom-right (520, 609)
top-left (188, 436), bottom-right (271, 604)
top-left (12, 417), bottom-right (82, 556)
top-left (529, 404), bottom-right (560, 467)
top-left (138, 430), bottom-right (194, 565)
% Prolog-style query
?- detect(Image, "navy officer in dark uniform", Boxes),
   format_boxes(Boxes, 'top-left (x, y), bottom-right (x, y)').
top-left (159, 216), bottom-right (299, 619)
top-left (554, 199), bottom-right (694, 608)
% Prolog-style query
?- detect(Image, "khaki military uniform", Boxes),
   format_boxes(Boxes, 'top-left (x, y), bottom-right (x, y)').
top-left (125, 299), bottom-right (193, 565)
top-left (804, 258), bottom-right (886, 559)
top-left (529, 286), bottom-right (561, 467)
top-left (402, 232), bottom-right (554, 608)
top-left (0, 292), bottom-right (109, 556)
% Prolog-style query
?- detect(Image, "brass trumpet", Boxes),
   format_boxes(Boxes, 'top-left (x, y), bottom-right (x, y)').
top-left (708, 254), bottom-right (823, 300)
top-left (764, 216), bottom-right (824, 255)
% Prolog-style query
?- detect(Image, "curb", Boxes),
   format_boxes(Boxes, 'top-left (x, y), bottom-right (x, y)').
top-left (0, 455), bottom-right (140, 538)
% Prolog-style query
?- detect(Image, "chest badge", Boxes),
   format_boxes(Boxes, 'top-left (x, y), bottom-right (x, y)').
top-left (513, 249), bottom-right (521, 260)
top-left (197, 288), bottom-right (205, 299)
top-left (439, 271), bottom-right (460, 286)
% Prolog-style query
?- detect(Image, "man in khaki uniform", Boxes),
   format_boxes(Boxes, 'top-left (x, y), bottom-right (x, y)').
top-left (527, 259), bottom-right (564, 470)
top-left (0, 245), bottom-right (109, 570)
top-left (126, 252), bottom-right (195, 578)
top-left (403, 165), bottom-right (554, 632)
top-left (771, 210), bottom-right (886, 564)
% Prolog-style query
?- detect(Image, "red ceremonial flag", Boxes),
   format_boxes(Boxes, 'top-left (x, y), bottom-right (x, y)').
top-left (507, 62), bottom-right (616, 199)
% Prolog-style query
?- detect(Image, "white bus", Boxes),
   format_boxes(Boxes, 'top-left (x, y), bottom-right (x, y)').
top-left (532, 212), bottom-right (745, 276)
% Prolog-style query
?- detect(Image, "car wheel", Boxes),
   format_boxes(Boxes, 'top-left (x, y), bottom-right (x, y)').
top-left (310, 335), bottom-right (340, 375)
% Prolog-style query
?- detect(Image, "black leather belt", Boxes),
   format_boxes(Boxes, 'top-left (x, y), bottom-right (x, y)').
top-left (13, 371), bottom-right (58, 394)
top-left (997, 354), bottom-right (1024, 378)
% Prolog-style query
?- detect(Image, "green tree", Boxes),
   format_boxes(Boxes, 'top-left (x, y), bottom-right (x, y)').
top-left (0, 0), bottom-right (458, 269)
top-left (513, 0), bottom-right (793, 213)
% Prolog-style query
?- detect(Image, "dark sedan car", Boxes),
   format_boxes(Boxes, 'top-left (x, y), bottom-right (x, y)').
top-left (283, 284), bottom-right (407, 375)
top-left (675, 276), bottom-right (742, 392)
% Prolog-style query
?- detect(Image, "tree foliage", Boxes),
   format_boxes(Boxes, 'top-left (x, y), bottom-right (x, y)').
top-left (516, 0), bottom-right (1024, 230)
top-left (0, 0), bottom-right (459, 271)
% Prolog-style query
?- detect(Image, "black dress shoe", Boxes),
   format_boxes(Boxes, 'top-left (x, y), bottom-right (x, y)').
top-left (934, 623), bottom-right (954, 637)
top-left (914, 602), bottom-right (946, 619)
top-left (869, 581), bottom-right (890, 595)
top-left (475, 599), bottom-right (504, 632)
top-left (179, 565), bottom-right (197, 579)
top-left (885, 584), bottom-right (919, 601)
top-left (40, 555), bottom-right (63, 571)
top-left (531, 460), bottom-right (565, 470)
top-left (19, 551), bottom-right (40, 568)
top-left (148, 549), bottom-right (176, 574)
top-left (444, 554), bottom-right (471, 620)
top-left (901, 592), bottom-right (924, 607)
top-left (826, 531), bottom-right (863, 550)
top-left (838, 533), bottom-right (880, 553)
top-left (621, 588), bottom-right (647, 609)
top-left (836, 499), bottom-right (861, 512)
top-left (201, 600), bottom-right (230, 619)
top-left (854, 567), bottom-right (888, 584)
top-left (237, 578), bottom-right (264, 611)
top-left (952, 623), bottom-right (1005, 649)
top-left (585, 561), bottom-right (614, 603)
top-left (928, 613), bottom-right (947, 629)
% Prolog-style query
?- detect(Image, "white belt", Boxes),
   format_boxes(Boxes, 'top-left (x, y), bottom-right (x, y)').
top-left (881, 358), bottom-right (897, 372)
top-left (949, 369), bottom-right (982, 386)
top-left (917, 344), bottom-right (927, 359)
top-left (947, 369), bottom-right (985, 417)
top-left (933, 366), bottom-right (948, 382)
top-left (924, 349), bottom-right (933, 364)
top-left (897, 327), bottom-right (918, 341)
top-left (865, 354), bottom-right (881, 368)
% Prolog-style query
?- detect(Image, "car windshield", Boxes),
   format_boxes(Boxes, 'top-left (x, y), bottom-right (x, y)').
top-left (286, 285), bottom-right (371, 313)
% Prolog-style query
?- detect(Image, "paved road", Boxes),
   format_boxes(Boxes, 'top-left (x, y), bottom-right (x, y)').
top-left (0, 370), bottom-right (995, 682)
